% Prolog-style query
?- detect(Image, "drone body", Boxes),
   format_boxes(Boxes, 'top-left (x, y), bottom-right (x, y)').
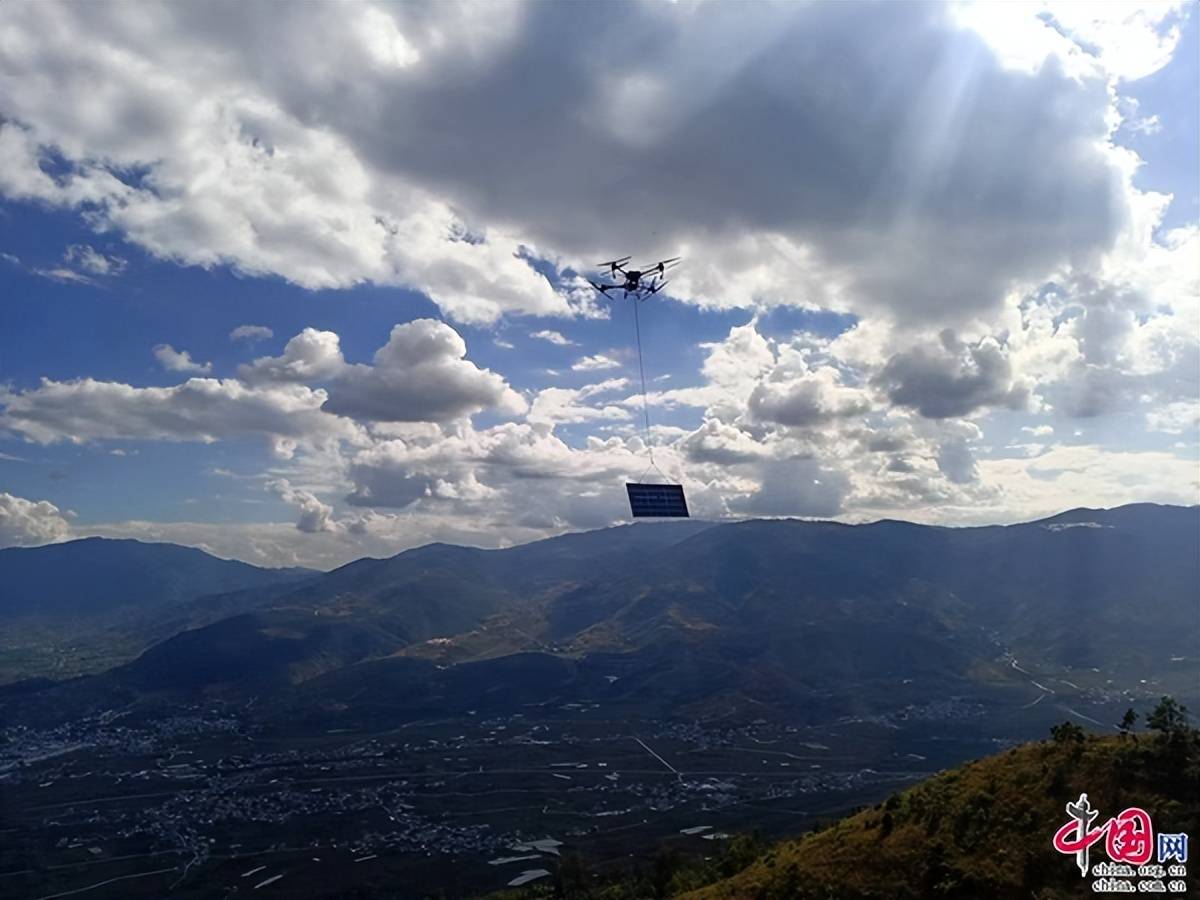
top-left (589, 255), bottom-right (679, 300)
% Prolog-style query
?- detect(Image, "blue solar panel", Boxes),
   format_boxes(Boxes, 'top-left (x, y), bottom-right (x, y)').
top-left (626, 482), bottom-right (689, 518)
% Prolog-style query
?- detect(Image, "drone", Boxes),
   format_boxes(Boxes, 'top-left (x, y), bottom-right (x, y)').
top-left (586, 255), bottom-right (689, 517)
top-left (589, 255), bottom-right (680, 300)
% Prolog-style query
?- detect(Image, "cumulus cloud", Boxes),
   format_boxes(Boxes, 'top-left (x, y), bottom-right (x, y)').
top-left (736, 459), bottom-right (850, 519)
top-left (337, 411), bottom-right (668, 528)
top-left (874, 331), bottom-right (1029, 419)
top-left (230, 324), bottom-right (274, 343)
top-left (322, 320), bottom-right (526, 423)
top-left (238, 321), bottom-right (525, 423)
top-left (0, 1), bottom-right (1164, 329)
top-left (527, 378), bottom-right (630, 427)
top-left (0, 4), bottom-right (569, 324)
top-left (1, 320), bottom-right (521, 453)
top-left (1016, 261), bottom-right (1200, 420)
top-left (154, 343), bottom-right (212, 374)
top-left (936, 436), bottom-right (979, 485)
top-left (748, 367), bottom-right (871, 428)
top-left (240, 328), bottom-right (344, 384)
top-left (268, 478), bottom-right (339, 534)
top-left (679, 419), bottom-right (768, 466)
top-left (572, 353), bottom-right (620, 372)
top-left (0, 377), bottom-right (363, 454)
top-left (1146, 401), bottom-right (1200, 436)
top-left (531, 330), bottom-right (575, 346)
top-left (0, 492), bottom-right (72, 548)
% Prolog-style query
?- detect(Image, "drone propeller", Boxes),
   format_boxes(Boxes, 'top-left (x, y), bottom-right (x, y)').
top-left (588, 280), bottom-right (615, 296)
top-left (644, 279), bottom-right (669, 298)
top-left (595, 255), bottom-right (631, 268)
top-left (644, 256), bottom-right (681, 276)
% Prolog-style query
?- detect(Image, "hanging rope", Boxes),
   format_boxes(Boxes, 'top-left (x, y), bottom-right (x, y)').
top-left (631, 294), bottom-right (665, 482)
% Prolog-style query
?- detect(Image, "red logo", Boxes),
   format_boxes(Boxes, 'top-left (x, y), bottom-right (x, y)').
top-left (1053, 794), bottom-right (1155, 875)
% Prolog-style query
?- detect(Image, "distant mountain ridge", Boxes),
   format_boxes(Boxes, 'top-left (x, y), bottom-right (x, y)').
top-left (4, 504), bottom-right (1195, 732)
top-left (0, 536), bottom-right (316, 618)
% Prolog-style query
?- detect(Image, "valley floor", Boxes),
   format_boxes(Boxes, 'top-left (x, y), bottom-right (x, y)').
top-left (3, 703), bottom-right (1038, 900)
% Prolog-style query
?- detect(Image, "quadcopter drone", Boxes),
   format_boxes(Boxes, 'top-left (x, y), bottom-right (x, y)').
top-left (586, 255), bottom-right (689, 516)
top-left (588, 255), bottom-right (680, 300)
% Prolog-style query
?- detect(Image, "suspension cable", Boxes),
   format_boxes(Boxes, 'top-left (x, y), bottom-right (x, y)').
top-left (631, 294), bottom-right (655, 468)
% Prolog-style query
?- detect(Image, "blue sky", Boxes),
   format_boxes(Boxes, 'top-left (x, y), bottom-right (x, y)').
top-left (0, 1), bottom-right (1196, 567)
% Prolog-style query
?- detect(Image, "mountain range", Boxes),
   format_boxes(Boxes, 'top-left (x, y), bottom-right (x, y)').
top-left (3, 504), bottom-right (1196, 732)
top-left (0, 536), bottom-right (314, 619)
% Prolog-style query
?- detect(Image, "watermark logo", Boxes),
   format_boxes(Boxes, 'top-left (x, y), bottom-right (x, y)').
top-left (1052, 793), bottom-right (1189, 893)
top-left (1158, 832), bottom-right (1188, 864)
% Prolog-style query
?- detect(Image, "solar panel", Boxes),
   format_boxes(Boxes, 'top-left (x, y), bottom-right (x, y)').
top-left (626, 482), bottom-right (689, 518)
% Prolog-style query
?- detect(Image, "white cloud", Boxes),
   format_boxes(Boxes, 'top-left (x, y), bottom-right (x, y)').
top-left (0, 376), bottom-right (363, 453)
top-left (153, 343), bottom-right (212, 374)
top-left (322, 320), bottom-right (526, 423)
top-left (572, 353), bottom-right (620, 371)
top-left (528, 378), bottom-right (630, 426)
top-left (678, 419), bottom-right (769, 466)
top-left (268, 477), bottom-right (339, 534)
top-left (736, 459), bottom-right (850, 519)
top-left (748, 366), bottom-right (872, 428)
top-left (1, 2), bottom-right (1164, 327)
top-left (30, 244), bottom-right (126, 285)
top-left (33, 266), bottom-right (96, 286)
top-left (230, 324), bottom-right (274, 343)
top-left (0, 13), bottom-right (568, 326)
top-left (974, 444), bottom-right (1200, 521)
top-left (241, 328), bottom-right (344, 384)
top-left (1146, 401), bottom-right (1200, 436)
top-left (0, 492), bottom-right (72, 548)
top-left (2, 320), bottom-right (522, 454)
top-left (1126, 113), bottom-right (1162, 136)
top-left (531, 330), bottom-right (575, 347)
top-left (65, 244), bottom-right (126, 276)
top-left (952, 1), bottom-right (1186, 82)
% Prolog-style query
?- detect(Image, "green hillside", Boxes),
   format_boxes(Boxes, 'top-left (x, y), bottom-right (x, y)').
top-left (479, 712), bottom-right (1196, 900)
top-left (681, 717), bottom-right (1197, 900)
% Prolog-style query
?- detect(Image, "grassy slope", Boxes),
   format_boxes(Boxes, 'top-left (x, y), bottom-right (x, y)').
top-left (682, 732), bottom-right (1198, 900)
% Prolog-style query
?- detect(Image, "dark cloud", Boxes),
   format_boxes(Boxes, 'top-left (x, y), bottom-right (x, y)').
top-left (747, 370), bottom-right (871, 428)
top-left (0, 1), bottom-right (1131, 321)
top-left (874, 330), bottom-right (1029, 418)
top-left (936, 436), bottom-right (979, 484)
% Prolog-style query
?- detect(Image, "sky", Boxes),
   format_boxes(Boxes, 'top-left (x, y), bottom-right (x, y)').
top-left (0, 0), bottom-right (1197, 569)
